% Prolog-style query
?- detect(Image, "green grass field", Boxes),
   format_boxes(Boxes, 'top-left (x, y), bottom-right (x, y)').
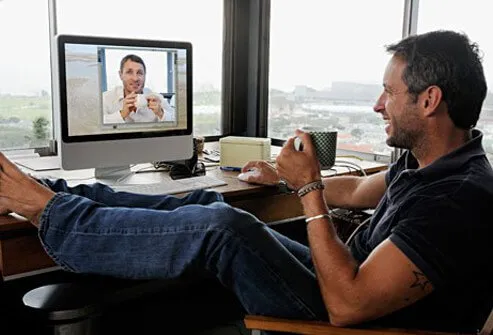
top-left (0, 94), bottom-right (222, 149)
top-left (0, 95), bottom-right (52, 150)
top-left (0, 95), bottom-right (52, 121)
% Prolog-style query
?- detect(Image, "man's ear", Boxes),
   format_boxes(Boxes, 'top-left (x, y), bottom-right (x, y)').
top-left (118, 71), bottom-right (123, 81)
top-left (420, 85), bottom-right (442, 116)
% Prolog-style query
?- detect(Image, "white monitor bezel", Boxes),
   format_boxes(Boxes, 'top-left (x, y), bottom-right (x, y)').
top-left (54, 34), bottom-right (194, 171)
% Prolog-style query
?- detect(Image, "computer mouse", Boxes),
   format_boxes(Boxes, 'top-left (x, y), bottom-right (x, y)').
top-left (237, 168), bottom-right (261, 181)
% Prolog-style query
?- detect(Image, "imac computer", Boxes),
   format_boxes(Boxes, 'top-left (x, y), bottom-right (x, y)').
top-left (53, 34), bottom-right (193, 180)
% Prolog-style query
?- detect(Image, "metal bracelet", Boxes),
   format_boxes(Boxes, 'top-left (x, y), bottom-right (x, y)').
top-left (305, 213), bottom-right (331, 223)
top-left (297, 180), bottom-right (324, 197)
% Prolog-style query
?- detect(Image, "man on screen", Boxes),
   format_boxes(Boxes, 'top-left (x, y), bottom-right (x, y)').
top-left (102, 54), bottom-right (175, 123)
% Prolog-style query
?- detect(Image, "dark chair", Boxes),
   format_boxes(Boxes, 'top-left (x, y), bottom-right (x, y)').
top-left (244, 313), bottom-right (493, 335)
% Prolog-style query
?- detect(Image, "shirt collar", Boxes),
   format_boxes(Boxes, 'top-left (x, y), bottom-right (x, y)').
top-left (404, 129), bottom-right (486, 179)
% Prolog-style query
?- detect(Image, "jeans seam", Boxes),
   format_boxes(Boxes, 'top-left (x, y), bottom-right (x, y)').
top-left (217, 226), bottom-right (319, 319)
top-left (38, 192), bottom-right (76, 272)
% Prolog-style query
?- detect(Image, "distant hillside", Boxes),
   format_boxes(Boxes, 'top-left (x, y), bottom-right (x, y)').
top-left (270, 82), bottom-right (493, 106)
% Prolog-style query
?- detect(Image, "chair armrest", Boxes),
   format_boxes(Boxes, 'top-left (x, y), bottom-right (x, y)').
top-left (244, 315), bottom-right (472, 335)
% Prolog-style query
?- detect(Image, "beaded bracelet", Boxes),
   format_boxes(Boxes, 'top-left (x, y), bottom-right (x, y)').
top-left (297, 180), bottom-right (324, 197)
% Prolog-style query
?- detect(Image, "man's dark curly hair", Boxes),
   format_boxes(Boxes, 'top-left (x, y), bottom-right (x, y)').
top-left (386, 30), bottom-right (487, 129)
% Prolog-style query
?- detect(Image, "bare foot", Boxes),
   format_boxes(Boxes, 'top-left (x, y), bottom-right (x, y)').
top-left (0, 152), bottom-right (56, 226)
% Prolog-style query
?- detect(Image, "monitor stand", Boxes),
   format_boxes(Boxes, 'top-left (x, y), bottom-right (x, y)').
top-left (94, 166), bottom-right (132, 183)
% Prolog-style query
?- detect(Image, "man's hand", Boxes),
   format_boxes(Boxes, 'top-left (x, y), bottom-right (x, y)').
top-left (241, 160), bottom-right (280, 186)
top-left (147, 95), bottom-right (164, 120)
top-left (0, 152), bottom-right (55, 226)
top-left (121, 92), bottom-right (138, 119)
top-left (276, 129), bottom-right (322, 190)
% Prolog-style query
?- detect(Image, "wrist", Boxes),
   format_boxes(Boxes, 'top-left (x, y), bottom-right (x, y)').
top-left (305, 213), bottom-right (331, 223)
top-left (299, 180), bottom-right (327, 216)
top-left (300, 188), bottom-right (325, 209)
top-left (297, 179), bottom-right (324, 197)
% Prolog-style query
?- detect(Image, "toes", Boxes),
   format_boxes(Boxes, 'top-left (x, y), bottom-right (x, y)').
top-left (0, 152), bottom-right (26, 178)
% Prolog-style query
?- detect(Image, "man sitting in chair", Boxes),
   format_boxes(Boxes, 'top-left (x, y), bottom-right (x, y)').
top-left (0, 30), bottom-right (491, 333)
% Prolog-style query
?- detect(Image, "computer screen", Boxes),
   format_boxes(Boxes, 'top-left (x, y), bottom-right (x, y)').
top-left (53, 34), bottom-right (193, 179)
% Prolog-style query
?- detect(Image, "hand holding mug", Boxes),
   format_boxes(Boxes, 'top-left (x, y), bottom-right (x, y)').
top-left (276, 131), bottom-right (321, 191)
top-left (121, 92), bottom-right (138, 119)
top-left (298, 126), bottom-right (337, 170)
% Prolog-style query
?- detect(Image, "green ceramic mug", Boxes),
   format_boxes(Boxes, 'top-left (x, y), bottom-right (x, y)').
top-left (300, 127), bottom-right (338, 169)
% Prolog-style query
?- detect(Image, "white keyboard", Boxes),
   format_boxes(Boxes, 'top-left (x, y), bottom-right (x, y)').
top-left (111, 175), bottom-right (227, 195)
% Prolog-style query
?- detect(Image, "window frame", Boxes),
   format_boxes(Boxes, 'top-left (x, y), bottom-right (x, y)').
top-left (32, 0), bottom-right (420, 164)
top-left (257, 0), bottom-right (420, 163)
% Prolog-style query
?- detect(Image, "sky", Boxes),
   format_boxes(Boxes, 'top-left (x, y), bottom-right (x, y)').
top-left (1, 0), bottom-right (493, 95)
top-left (269, 0), bottom-right (493, 92)
top-left (269, 0), bottom-right (403, 91)
top-left (0, 0), bottom-right (222, 95)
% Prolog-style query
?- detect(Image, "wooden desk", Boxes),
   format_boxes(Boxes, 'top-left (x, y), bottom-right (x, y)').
top-left (0, 159), bottom-right (386, 280)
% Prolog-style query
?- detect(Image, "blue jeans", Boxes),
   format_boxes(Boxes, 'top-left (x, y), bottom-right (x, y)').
top-left (38, 179), bottom-right (327, 320)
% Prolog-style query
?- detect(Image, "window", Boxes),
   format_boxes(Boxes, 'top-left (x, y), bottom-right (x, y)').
top-left (0, 0), bottom-right (223, 152)
top-left (0, 0), bottom-right (52, 150)
top-left (417, 0), bottom-right (493, 161)
top-left (268, 0), bottom-right (405, 157)
top-left (55, 0), bottom-right (223, 137)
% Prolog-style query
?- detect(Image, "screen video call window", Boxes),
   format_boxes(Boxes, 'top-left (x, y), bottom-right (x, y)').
top-left (100, 48), bottom-right (177, 126)
top-left (57, 36), bottom-right (192, 140)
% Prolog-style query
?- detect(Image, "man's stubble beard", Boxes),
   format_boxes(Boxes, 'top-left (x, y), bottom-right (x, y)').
top-left (386, 105), bottom-right (423, 151)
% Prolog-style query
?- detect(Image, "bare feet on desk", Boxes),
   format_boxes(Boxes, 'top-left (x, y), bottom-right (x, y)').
top-left (0, 152), bottom-right (56, 226)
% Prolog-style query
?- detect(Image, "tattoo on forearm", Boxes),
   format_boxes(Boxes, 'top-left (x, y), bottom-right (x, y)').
top-left (410, 271), bottom-right (431, 291)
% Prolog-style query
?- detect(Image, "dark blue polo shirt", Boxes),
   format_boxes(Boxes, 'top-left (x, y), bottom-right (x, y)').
top-left (349, 129), bottom-right (493, 332)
